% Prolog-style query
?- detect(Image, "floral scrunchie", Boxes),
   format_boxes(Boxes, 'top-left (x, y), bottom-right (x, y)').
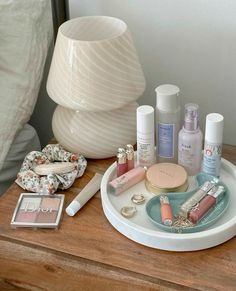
top-left (16, 144), bottom-right (87, 194)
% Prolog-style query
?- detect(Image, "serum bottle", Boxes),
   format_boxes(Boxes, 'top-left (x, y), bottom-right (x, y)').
top-left (155, 84), bottom-right (181, 163)
top-left (178, 103), bottom-right (203, 176)
top-left (202, 113), bottom-right (224, 177)
top-left (136, 105), bottom-right (155, 168)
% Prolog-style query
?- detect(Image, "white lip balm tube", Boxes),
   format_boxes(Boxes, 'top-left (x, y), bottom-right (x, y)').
top-left (66, 173), bottom-right (103, 216)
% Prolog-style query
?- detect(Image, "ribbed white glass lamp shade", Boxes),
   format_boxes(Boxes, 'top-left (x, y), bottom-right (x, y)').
top-left (47, 16), bottom-right (145, 112)
top-left (52, 102), bottom-right (138, 159)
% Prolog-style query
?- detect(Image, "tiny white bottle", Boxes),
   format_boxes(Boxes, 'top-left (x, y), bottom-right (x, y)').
top-left (178, 103), bottom-right (203, 176)
top-left (155, 84), bottom-right (181, 163)
top-left (136, 105), bottom-right (155, 167)
top-left (202, 113), bottom-right (224, 177)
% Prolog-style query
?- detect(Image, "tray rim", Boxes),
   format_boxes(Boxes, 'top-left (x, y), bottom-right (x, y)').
top-left (101, 158), bottom-right (236, 250)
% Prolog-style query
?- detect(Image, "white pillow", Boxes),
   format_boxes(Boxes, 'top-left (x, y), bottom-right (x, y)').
top-left (0, 124), bottom-right (41, 195)
top-left (0, 0), bottom-right (53, 171)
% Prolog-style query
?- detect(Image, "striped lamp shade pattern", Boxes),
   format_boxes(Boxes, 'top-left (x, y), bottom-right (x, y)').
top-left (47, 16), bottom-right (146, 112)
top-left (52, 102), bottom-right (138, 159)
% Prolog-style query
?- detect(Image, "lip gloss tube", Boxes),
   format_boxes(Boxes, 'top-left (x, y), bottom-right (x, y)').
top-left (160, 195), bottom-right (173, 226)
top-left (116, 148), bottom-right (127, 177)
top-left (126, 144), bottom-right (134, 171)
top-left (109, 167), bottom-right (146, 195)
top-left (178, 181), bottom-right (217, 218)
top-left (188, 185), bottom-right (225, 224)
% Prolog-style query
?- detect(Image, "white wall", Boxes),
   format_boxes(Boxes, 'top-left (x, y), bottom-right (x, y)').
top-left (68, 0), bottom-right (236, 145)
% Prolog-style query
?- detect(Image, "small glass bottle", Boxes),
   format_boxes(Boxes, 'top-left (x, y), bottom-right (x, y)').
top-left (178, 103), bottom-right (203, 176)
top-left (125, 144), bottom-right (134, 171)
top-left (116, 148), bottom-right (127, 177)
top-left (202, 113), bottom-right (224, 177)
top-left (155, 84), bottom-right (181, 163)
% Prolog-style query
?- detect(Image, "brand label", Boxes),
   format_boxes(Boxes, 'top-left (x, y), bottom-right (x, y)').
top-left (23, 202), bottom-right (52, 213)
top-left (157, 123), bottom-right (174, 158)
top-left (202, 141), bottom-right (222, 176)
top-left (137, 132), bottom-right (154, 167)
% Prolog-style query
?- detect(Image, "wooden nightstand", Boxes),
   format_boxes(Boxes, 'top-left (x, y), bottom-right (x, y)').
top-left (0, 146), bottom-right (235, 290)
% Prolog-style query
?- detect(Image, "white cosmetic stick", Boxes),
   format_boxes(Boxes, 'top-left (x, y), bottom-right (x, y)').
top-left (66, 173), bottom-right (103, 216)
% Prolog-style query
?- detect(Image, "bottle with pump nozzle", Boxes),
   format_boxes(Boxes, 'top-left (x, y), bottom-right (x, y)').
top-left (178, 103), bottom-right (203, 176)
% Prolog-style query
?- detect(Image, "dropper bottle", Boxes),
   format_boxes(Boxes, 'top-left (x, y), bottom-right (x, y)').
top-left (178, 103), bottom-right (203, 176)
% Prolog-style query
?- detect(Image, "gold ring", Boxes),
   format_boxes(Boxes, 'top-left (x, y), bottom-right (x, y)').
top-left (131, 194), bottom-right (145, 205)
top-left (120, 206), bottom-right (137, 218)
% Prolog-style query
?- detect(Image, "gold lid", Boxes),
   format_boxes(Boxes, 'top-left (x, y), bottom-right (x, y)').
top-left (145, 163), bottom-right (188, 194)
top-left (125, 144), bottom-right (134, 160)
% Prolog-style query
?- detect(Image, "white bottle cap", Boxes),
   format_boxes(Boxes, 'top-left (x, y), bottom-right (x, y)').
top-left (137, 105), bottom-right (154, 134)
top-left (205, 113), bottom-right (224, 144)
top-left (155, 84), bottom-right (180, 111)
top-left (66, 200), bottom-right (81, 216)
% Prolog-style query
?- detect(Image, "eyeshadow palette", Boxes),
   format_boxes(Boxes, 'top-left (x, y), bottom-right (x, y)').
top-left (11, 193), bottom-right (64, 228)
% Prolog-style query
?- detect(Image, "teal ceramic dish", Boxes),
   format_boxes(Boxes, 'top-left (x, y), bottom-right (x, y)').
top-left (145, 172), bottom-right (230, 233)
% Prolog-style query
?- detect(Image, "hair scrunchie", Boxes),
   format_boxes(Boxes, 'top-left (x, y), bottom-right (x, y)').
top-left (16, 144), bottom-right (87, 194)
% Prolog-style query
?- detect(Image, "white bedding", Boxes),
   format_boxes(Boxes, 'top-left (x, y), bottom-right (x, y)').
top-left (0, 124), bottom-right (41, 195)
top-left (0, 0), bottom-right (53, 172)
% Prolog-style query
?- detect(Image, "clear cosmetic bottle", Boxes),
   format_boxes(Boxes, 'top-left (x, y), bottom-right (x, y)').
top-left (178, 103), bottom-right (203, 176)
top-left (155, 84), bottom-right (181, 163)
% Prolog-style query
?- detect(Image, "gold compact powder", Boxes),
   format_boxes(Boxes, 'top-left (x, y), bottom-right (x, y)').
top-left (145, 163), bottom-right (188, 194)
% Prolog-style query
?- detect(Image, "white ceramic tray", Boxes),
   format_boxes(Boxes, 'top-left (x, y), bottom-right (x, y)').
top-left (101, 158), bottom-right (236, 251)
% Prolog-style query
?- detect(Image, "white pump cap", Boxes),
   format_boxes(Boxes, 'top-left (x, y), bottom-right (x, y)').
top-left (155, 84), bottom-right (180, 111)
top-left (205, 113), bottom-right (224, 144)
top-left (137, 105), bottom-right (154, 134)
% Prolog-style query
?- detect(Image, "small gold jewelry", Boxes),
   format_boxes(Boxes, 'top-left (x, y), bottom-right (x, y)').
top-left (131, 194), bottom-right (145, 205)
top-left (120, 206), bottom-right (137, 218)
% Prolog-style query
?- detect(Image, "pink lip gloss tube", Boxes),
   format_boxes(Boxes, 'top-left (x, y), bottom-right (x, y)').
top-left (188, 185), bottom-right (225, 224)
top-left (116, 148), bottom-right (127, 177)
top-left (109, 167), bottom-right (146, 195)
top-left (160, 195), bottom-right (173, 226)
top-left (126, 144), bottom-right (134, 171)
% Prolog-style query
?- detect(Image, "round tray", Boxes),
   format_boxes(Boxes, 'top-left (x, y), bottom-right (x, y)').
top-left (101, 158), bottom-right (236, 251)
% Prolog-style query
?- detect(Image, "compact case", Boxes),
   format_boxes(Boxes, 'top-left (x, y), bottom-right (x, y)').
top-left (145, 163), bottom-right (188, 194)
top-left (11, 193), bottom-right (64, 228)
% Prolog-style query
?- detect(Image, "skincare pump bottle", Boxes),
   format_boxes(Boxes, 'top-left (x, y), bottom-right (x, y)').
top-left (155, 84), bottom-right (181, 163)
top-left (136, 105), bottom-right (155, 167)
top-left (202, 113), bottom-right (224, 177)
top-left (178, 103), bottom-right (203, 176)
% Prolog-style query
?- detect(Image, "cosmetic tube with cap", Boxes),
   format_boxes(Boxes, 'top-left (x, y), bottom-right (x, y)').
top-left (202, 113), bottom-right (224, 177)
top-left (188, 185), bottom-right (225, 224)
top-left (109, 167), bottom-right (146, 196)
top-left (136, 105), bottom-right (155, 167)
top-left (66, 173), bottom-right (102, 216)
top-left (160, 195), bottom-right (173, 226)
top-left (178, 181), bottom-right (217, 218)
top-left (116, 148), bottom-right (127, 177)
top-left (126, 144), bottom-right (134, 171)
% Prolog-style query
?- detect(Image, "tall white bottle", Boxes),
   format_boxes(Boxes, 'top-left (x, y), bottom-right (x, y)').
top-left (178, 103), bottom-right (203, 176)
top-left (155, 84), bottom-right (181, 163)
top-left (137, 105), bottom-right (155, 168)
top-left (202, 113), bottom-right (224, 177)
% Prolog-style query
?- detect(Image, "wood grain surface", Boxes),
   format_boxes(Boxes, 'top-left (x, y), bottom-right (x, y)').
top-left (0, 145), bottom-right (235, 290)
